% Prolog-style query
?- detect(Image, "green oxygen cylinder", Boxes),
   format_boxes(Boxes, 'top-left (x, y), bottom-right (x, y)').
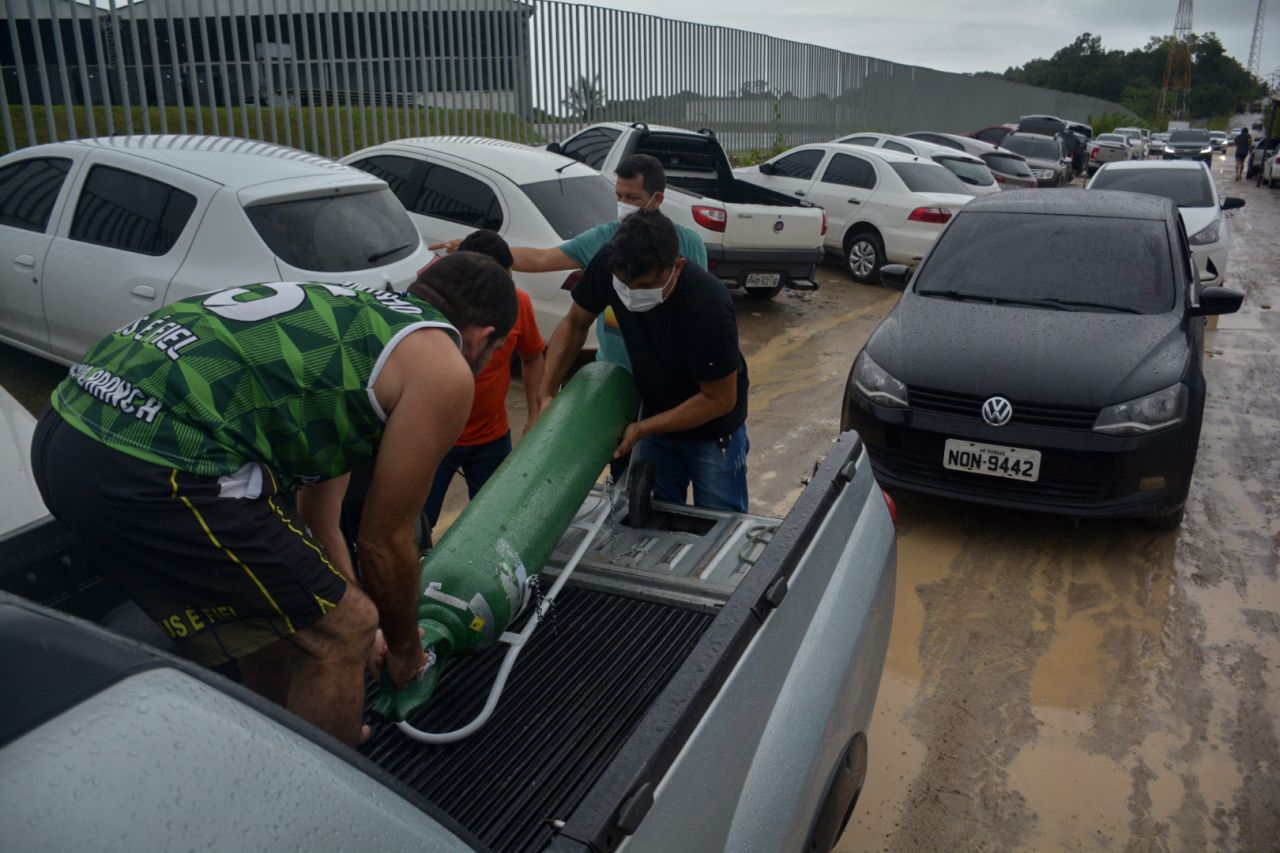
top-left (375, 361), bottom-right (640, 721)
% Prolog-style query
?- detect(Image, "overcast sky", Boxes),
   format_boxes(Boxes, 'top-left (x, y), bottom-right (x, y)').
top-left (590, 0), bottom-right (1279, 84)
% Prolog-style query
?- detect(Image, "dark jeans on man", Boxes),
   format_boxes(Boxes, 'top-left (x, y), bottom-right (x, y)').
top-left (424, 433), bottom-right (512, 528)
top-left (633, 424), bottom-right (749, 512)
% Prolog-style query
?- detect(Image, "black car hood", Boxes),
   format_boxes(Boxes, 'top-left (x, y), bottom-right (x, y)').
top-left (1167, 141), bottom-right (1208, 153)
top-left (868, 295), bottom-right (1189, 406)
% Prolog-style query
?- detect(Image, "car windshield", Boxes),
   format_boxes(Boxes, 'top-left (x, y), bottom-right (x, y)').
top-left (982, 153), bottom-right (1033, 178)
top-left (520, 175), bottom-right (617, 240)
top-left (1169, 130), bottom-right (1210, 143)
top-left (889, 162), bottom-right (969, 194)
top-left (1089, 168), bottom-right (1214, 208)
top-left (934, 156), bottom-right (993, 186)
top-left (246, 188), bottom-right (420, 272)
top-left (914, 211), bottom-right (1174, 314)
top-left (1000, 135), bottom-right (1059, 160)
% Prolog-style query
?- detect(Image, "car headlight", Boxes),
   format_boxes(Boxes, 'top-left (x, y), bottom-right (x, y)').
top-left (853, 351), bottom-right (908, 408)
top-left (1093, 383), bottom-right (1188, 435)
top-left (1188, 218), bottom-right (1221, 245)
top-left (1201, 146), bottom-right (1213, 154)
top-left (1037, 169), bottom-right (1055, 179)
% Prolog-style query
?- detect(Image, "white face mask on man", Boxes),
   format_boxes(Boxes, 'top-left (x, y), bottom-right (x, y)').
top-left (612, 264), bottom-right (678, 313)
top-left (617, 193), bottom-right (658, 221)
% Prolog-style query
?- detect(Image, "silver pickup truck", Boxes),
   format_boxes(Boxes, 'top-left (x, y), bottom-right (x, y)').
top-left (550, 123), bottom-right (827, 299)
top-left (0, 385), bottom-right (896, 853)
top-left (1086, 133), bottom-right (1136, 175)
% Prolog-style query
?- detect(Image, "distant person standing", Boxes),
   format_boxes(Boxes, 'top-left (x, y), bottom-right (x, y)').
top-left (1234, 127), bottom-right (1252, 180)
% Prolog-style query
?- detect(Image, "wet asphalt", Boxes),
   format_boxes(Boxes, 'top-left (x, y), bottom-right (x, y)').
top-left (3, 155), bottom-right (1276, 851)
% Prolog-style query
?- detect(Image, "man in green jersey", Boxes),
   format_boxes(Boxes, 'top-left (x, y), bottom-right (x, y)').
top-left (30, 253), bottom-right (517, 746)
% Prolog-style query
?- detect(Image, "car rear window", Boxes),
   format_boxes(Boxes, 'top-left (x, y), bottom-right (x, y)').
top-left (1088, 168), bottom-right (1214, 208)
top-left (1169, 130), bottom-right (1210, 144)
top-left (981, 153), bottom-right (1033, 178)
top-left (245, 188), bottom-right (419, 272)
top-left (889, 162), bottom-right (968, 194)
top-left (1000, 135), bottom-right (1060, 161)
top-left (934, 156), bottom-right (993, 187)
top-left (520, 175), bottom-right (617, 240)
top-left (1097, 134), bottom-right (1125, 144)
top-left (914, 211), bottom-right (1175, 314)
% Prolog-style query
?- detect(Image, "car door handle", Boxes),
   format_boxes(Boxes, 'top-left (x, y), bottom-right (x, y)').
top-left (14, 254), bottom-right (36, 270)
top-left (131, 285), bottom-right (157, 300)
top-left (847, 197), bottom-right (861, 204)
top-left (793, 190), bottom-right (806, 197)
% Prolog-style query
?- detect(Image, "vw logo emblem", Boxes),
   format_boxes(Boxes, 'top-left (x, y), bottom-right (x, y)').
top-left (773, 220), bottom-right (784, 233)
top-left (982, 396), bottom-right (1013, 427)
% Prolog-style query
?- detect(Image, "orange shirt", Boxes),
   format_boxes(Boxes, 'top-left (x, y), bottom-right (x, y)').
top-left (457, 288), bottom-right (544, 446)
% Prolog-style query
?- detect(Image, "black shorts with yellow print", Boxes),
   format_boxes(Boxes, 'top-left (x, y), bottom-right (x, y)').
top-left (31, 410), bottom-right (348, 666)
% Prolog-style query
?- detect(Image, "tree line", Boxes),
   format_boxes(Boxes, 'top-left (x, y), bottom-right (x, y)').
top-left (983, 32), bottom-right (1268, 123)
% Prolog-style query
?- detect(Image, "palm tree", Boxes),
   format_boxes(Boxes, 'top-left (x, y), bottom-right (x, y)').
top-left (562, 74), bottom-right (605, 120)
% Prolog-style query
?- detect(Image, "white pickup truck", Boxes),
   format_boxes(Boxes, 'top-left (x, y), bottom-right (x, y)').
top-left (549, 123), bottom-right (827, 299)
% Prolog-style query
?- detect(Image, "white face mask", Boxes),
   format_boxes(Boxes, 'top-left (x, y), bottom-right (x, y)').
top-left (612, 265), bottom-right (678, 313)
top-left (616, 193), bottom-right (658, 222)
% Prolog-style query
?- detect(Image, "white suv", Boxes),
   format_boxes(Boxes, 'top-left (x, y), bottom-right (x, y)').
top-left (0, 136), bottom-right (431, 365)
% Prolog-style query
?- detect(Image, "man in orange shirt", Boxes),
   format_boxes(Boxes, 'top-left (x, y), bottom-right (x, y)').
top-left (424, 230), bottom-right (546, 529)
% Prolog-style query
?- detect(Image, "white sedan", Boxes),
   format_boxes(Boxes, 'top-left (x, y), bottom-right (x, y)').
top-left (832, 132), bottom-right (1000, 195)
top-left (1086, 160), bottom-right (1244, 286)
top-left (343, 137), bottom-right (615, 341)
top-left (0, 135), bottom-right (431, 365)
top-left (736, 144), bottom-right (971, 283)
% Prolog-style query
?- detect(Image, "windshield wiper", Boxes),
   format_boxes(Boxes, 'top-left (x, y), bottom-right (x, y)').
top-left (368, 243), bottom-right (414, 263)
top-left (1038, 298), bottom-right (1145, 314)
top-left (919, 290), bottom-right (1073, 310)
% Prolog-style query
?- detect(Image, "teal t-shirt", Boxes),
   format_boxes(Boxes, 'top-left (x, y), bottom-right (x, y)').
top-left (560, 220), bottom-right (709, 373)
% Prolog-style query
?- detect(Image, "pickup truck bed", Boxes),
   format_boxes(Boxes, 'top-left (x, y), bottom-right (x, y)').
top-left (1, 431), bottom-right (893, 853)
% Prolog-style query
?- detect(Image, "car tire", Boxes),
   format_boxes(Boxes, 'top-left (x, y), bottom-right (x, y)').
top-left (1149, 508), bottom-right (1185, 530)
top-left (845, 232), bottom-right (884, 284)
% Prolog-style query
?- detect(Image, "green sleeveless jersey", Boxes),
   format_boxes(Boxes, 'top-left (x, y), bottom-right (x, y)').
top-left (51, 281), bottom-right (459, 490)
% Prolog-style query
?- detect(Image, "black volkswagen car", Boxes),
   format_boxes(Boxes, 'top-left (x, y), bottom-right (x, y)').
top-left (840, 191), bottom-right (1242, 528)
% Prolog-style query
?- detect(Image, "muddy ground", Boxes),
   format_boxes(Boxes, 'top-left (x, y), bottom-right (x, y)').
top-left (3, 156), bottom-right (1276, 851)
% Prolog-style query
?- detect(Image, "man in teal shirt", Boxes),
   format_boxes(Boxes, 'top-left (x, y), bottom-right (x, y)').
top-left (432, 154), bottom-right (707, 373)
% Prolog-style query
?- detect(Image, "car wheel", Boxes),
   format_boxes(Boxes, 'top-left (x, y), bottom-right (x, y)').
top-left (845, 232), bottom-right (884, 284)
top-left (1149, 508), bottom-right (1185, 531)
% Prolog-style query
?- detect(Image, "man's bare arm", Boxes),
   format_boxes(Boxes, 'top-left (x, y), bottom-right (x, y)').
top-left (520, 351), bottom-right (547, 430)
top-left (536, 302), bottom-right (596, 418)
top-left (295, 473), bottom-right (355, 583)
top-left (614, 372), bottom-right (738, 458)
top-left (360, 329), bottom-right (474, 686)
top-left (426, 239), bottom-right (579, 275)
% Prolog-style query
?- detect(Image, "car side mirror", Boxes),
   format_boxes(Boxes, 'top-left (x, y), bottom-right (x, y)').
top-left (758, 162), bottom-right (776, 176)
top-left (879, 264), bottom-right (911, 290)
top-left (1190, 286), bottom-right (1243, 317)
top-left (546, 142), bottom-right (563, 154)
top-left (1221, 196), bottom-right (1245, 211)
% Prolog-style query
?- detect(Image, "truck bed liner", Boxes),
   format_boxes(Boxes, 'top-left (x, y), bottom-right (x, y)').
top-left (361, 586), bottom-right (713, 853)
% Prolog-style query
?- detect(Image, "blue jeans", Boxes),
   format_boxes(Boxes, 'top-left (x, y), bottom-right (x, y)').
top-left (424, 433), bottom-right (512, 527)
top-left (633, 425), bottom-right (749, 512)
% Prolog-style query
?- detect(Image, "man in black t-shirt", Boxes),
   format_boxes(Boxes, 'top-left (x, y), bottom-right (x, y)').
top-left (536, 210), bottom-right (750, 511)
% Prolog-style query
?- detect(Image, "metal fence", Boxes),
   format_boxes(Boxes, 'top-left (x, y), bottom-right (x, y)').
top-left (1, 0), bottom-right (1132, 158)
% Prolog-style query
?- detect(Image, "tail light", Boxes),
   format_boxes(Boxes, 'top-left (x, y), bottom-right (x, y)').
top-left (692, 205), bottom-right (727, 232)
top-left (908, 207), bottom-right (952, 224)
top-left (993, 174), bottom-right (1006, 184)
top-left (1030, 178), bottom-right (1038, 188)
top-left (560, 270), bottom-right (582, 291)
top-left (821, 210), bottom-right (828, 237)
top-left (1090, 146), bottom-right (1099, 159)
top-left (881, 487), bottom-right (898, 527)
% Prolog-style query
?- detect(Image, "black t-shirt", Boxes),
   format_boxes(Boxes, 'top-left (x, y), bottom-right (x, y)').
top-left (1235, 131), bottom-right (1252, 157)
top-left (573, 251), bottom-right (748, 441)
